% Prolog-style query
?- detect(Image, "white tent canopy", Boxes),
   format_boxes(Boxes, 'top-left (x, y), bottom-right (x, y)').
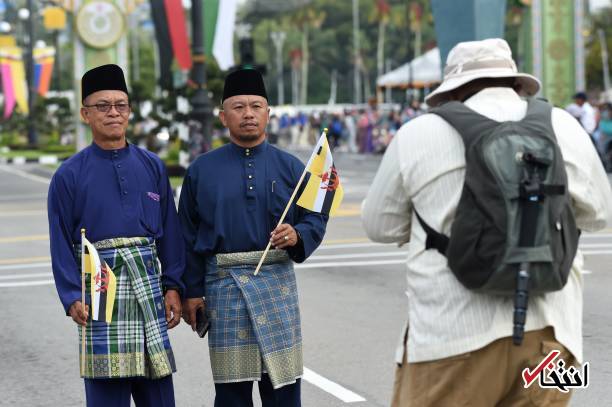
top-left (376, 47), bottom-right (442, 88)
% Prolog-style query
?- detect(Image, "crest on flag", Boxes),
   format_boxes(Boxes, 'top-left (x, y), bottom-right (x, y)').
top-left (296, 131), bottom-right (344, 216)
top-left (82, 235), bottom-right (116, 323)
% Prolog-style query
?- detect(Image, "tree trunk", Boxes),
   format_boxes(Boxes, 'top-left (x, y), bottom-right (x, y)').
top-left (377, 19), bottom-right (386, 80)
top-left (300, 25), bottom-right (309, 105)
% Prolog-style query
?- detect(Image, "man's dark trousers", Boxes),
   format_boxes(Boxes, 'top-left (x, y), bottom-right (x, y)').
top-left (84, 375), bottom-right (175, 407)
top-left (214, 374), bottom-right (301, 407)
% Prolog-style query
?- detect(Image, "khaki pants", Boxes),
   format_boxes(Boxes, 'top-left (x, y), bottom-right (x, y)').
top-left (391, 327), bottom-right (575, 407)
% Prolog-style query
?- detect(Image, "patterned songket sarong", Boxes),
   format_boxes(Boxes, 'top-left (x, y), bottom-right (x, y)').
top-left (77, 237), bottom-right (176, 379)
top-left (205, 250), bottom-right (302, 389)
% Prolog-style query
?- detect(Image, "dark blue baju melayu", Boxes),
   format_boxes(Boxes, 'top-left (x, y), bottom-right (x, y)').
top-left (47, 142), bottom-right (184, 406)
top-left (178, 140), bottom-right (327, 389)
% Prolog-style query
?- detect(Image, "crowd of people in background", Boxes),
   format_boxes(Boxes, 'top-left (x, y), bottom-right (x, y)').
top-left (135, 92), bottom-right (612, 174)
top-left (565, 91), bottom-right (612, 172)
top-left (265, 100), bottom-right (426, 154)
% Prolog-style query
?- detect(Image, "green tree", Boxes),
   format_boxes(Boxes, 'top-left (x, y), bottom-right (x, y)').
top-left (244, 0), bottom-right (436, 104)
top-left (585, 6), bottom-right (612, 92)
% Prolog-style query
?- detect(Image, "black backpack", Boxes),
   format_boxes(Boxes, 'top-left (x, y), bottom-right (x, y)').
top-left (416, 98), bottom-right (580, 344)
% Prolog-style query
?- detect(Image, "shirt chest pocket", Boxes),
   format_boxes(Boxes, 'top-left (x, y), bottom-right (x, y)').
top-left (140, 191), bottom-right (161, 235)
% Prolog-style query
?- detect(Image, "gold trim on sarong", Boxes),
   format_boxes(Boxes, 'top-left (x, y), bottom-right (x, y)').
top-left (215, 249), bottom-right (289, 267)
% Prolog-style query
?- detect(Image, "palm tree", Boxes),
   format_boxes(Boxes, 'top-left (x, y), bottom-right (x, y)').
top-left (370, 0), bottom-right (391, 81)
top-left (292, 6), bottom-right (326, 105)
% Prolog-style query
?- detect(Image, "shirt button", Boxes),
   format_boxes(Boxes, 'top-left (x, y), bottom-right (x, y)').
top-left (248, 175), bottom-right (253, 179)
top-left (249, 186), bottom-right (253, 190)
top-left (245, 148), bottom-right (250, 153)
top-left (123, 190), bottom-right (128, 195)
top-left (117, 164), bottom-right (122, 168)
top-left (246, 152), bottom-right (250, 156)
top-left (248, 163), bottom-right (252, 167)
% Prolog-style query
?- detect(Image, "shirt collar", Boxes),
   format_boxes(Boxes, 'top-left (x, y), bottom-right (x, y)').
top-left (229, 139), bottom-right (268, 158)
top-left (90, 141), bottom-right (131, 159)
top-left (464, 87), bottom-right (522, 107)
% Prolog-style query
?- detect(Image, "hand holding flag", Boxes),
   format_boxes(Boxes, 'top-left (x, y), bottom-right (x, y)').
top-left (254, 129), bottom-right (343, 275)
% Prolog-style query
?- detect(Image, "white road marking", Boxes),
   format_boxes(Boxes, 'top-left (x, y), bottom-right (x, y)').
top-left (296, 259), bottom-right (406, 269)
top-left (0, 193), bottom-right (47, 201)
top-left (0, 166), bottom-right (51, 185)
top-left (0, 279), bottom-right (54, 288)
top-left (311, 251), bottom-right (406, 261)
top-left (2, 246), bottom-right (612, 288)
top-left (0, 262), bottom-right (51, 271)
top-left (319, 242), bottom-right (387, 250)
top-left (582, 233), bottom-right (612, 239)
top-left (0, 272), bottom-right (52, 280)
top-left (581, 250), bottom-right (612, 255)
top-left (319, 241), bottom-right (612, 250)
top-left (303, 367), bottom-right (366, 403)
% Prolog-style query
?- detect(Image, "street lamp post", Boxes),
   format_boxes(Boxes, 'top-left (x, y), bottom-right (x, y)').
top-left (352, 0), bottom-right (362, 104)
top-left (190, 0), bottom-right (214, 151)
top-left (21, 2), bottom-right (37, 146)
top-left (271, 31), bottom-right (286, 106)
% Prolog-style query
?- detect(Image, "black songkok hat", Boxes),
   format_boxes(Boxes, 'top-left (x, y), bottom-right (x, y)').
top-left (222, 68), bottom-right (268, 103)
top-left (81, 64), bottom-right (129, 102)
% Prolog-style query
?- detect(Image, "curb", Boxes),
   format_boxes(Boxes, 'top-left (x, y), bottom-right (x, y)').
top-left (0, 155), bottom-right (61, 165)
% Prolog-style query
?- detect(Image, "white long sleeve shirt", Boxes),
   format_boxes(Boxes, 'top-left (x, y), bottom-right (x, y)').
top-left (362, 88), bottom-right (612, 364)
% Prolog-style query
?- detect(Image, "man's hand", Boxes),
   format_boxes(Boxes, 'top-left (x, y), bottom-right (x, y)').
top-left (270, 223), bottom-right (298, 249)
top-left (182, 298), bottom-right (205, 331)
top-left (164, 289), bottom-right (182, 329)
top-left (69, 301), bottom-right (89, 326)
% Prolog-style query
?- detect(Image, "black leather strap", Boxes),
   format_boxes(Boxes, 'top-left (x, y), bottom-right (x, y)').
top-left (414, 210), bottom-right (449, 256)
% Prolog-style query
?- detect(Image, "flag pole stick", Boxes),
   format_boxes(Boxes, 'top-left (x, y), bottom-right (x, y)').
top-left (254, 129), bottom-right (328, 276)
top-left (80, 228), bottom-right (86, 377)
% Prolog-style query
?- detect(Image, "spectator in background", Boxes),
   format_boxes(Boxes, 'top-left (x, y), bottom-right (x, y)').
top-left (597, 102), bottom-right (612, 171)
top-left (268, 114), bottom-right (280, 144)
top-left (571, 92), bottom-right (597, 143)
top-left (329, 114), bottom-right (344, 150)
top-left (344, 109), bottom-right (358, 153)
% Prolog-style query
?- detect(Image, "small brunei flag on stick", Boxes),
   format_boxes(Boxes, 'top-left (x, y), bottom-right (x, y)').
top-left (254, 129), bottom-right (344, 276)
top-left (80, 229), bottom-right (117, 374)
top-left (82, 233), bottom-right (117, 323)
top-left (296, 131), bottom-right (344, 216)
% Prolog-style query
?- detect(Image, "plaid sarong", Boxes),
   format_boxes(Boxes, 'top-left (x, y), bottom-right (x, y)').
top-left (77, 237), bottom-right (176, 379)
top-left (205, 250), bottom-right (302, 389)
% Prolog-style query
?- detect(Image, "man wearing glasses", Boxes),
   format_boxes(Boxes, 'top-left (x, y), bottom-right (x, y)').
top-left (47, 64), bottom-right (185, 406)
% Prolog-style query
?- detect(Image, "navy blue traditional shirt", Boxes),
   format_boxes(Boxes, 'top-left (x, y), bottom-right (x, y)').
top-left (48, 142), bottom-right (185, 312)
top-left (178, 141), bottom-right (328, 298)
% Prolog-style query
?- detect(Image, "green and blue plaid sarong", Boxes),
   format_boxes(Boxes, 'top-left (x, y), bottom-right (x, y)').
top-left (205, 250), bottom-right (303, 390)
top-left (77, 237), bottom-right (176, 379)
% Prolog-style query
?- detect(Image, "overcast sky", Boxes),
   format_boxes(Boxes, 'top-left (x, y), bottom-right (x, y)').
top-left (590, 0), bottom-right (611, 12)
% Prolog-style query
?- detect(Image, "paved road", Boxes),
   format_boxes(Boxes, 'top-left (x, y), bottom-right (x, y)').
top-left (0, 154), bottom-right (610, 406)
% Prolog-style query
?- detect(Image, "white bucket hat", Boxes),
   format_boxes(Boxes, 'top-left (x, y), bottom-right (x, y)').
top-left (425, 38), bottom-right (541, 107)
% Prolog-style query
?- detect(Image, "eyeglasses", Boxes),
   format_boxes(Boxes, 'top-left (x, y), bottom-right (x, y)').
top-left (83, 102), bottom-right (130, 114)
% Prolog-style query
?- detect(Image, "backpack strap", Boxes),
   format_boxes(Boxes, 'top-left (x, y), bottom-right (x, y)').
top-left (520, 98), bottom-right (555, 141)
top-left (418, 101), bottom-right (501, 256)
top-left (414, 210), bottom-right (449, 256)
top-left (429, 101), bottom-right (502, 150)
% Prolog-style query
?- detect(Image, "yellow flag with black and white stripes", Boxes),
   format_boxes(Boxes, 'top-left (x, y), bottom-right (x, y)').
top-left (82, 235), bottom-right (116, 323)
top-left (297, 131), bottom-right (344, 216)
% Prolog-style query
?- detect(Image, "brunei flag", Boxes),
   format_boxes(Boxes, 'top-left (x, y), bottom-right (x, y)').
top-left (82, 236), bottom-right (116, 323)
top-left (297, 131), bottom-right (344, 216)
